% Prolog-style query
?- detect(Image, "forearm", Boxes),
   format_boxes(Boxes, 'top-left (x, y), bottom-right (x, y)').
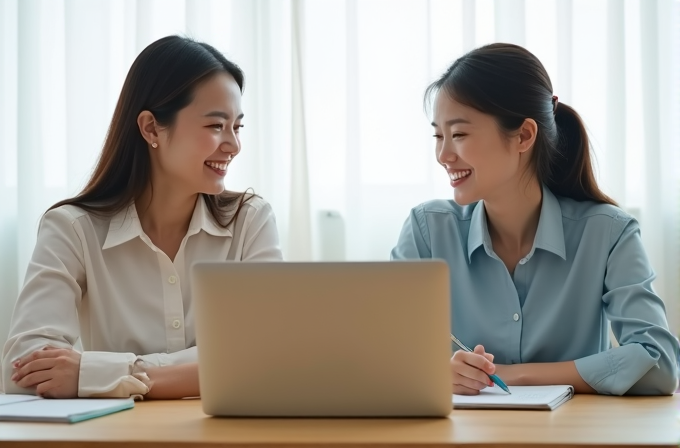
top-left (144, 363), bottom-right (200, 399)
top-left (495, 361), bottom-right (596, 394)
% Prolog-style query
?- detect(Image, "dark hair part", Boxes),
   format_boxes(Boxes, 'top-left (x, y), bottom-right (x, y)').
top-left (425, 43), bottom-right (616, 206)
top-left (49, 35), bottom-right (254, 225)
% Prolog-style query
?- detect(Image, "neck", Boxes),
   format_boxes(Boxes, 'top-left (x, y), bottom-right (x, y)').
top-left (136, 179), bottom-right (198, 239)
top-left (483, 178), bottom-right (543, 254)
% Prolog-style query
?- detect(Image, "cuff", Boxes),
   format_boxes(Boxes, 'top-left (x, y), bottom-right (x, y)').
top-left (78, 351), bottom-right (150, 398)
top-left (574, 344), bottom-right (657, 395)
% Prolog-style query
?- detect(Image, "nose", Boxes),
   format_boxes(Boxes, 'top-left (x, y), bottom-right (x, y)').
top-left (436, 139), bottom-right (457, 166)
top-left (219, 131), bottom-right (241, 156)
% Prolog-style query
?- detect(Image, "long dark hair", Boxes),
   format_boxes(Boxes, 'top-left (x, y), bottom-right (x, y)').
top-left (426, 43), bottom-right (616, 206)
top-left (49, 35), bottom-right (253, 225)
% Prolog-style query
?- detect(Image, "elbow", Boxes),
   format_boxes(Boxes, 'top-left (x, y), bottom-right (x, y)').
top-left (655, 361), bottom-right (679, 395)
top-left (626, 361), bottom-right (679, 396)
top-left (646, 369), bottom-right (678, 395)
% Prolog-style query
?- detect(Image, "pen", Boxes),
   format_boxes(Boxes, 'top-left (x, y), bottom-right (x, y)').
top-left (450, 333), bottom-right (511, 394)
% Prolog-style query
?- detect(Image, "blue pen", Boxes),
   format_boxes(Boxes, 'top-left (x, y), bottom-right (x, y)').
top-left (450, 333), bottom-right (511, 394)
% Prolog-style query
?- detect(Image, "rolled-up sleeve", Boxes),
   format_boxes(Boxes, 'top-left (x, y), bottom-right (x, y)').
top-left (574, 218), bottom-right (679, 395)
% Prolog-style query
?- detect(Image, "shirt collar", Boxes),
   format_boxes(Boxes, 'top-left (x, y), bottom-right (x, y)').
top-left (533, 185), bottom-right (566, 260)
top-left (467, 202), bottom-right (489, 263)
top-left (186, 195), bottom-right (233, 238)
top-left (466, 184), bottom-right (566, 263)
top-left (102, 196), bottom-right (232, 250)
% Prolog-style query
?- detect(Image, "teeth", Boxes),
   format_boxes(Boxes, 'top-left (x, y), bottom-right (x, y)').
top-left (205, 161), bottom-right (227, 170)
top-left (450, 170), bottom-right (471, 181)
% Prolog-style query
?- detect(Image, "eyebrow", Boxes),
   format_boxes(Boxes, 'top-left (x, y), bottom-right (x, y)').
top-left (204, 111), bottom-right (245, 120)
top-left (431, 118), bottom-right (471, 127)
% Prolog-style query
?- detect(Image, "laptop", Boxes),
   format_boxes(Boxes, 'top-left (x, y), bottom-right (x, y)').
top-left (192, 260), bottom-right (452, 417)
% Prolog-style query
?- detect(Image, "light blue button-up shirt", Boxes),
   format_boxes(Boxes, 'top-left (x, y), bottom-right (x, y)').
top-left (391, 185), bottom-right (679, 395)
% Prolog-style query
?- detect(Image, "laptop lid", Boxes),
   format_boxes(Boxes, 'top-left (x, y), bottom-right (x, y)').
top-left (193, 260), bottom-right (452, 417)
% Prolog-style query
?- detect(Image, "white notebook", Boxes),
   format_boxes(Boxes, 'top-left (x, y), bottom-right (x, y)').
top-left (453, 385), bottom-right (574, 410)
top-left (0, 394), bottom-right (134, 423)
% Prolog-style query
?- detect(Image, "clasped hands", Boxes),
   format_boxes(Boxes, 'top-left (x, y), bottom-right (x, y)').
top-left (10, 346), bottom-right (81, 398)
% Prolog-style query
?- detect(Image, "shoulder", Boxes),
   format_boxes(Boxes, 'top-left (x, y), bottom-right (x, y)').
top-left (233, 195), bottom-right (277, 231)
top-left (555, 195), bottom-right (637, 241)
top-left (41, 204), bottom-right (103, 231)
top-left (557, 195), bottom-right (631, 222)
top-left (240, 195), bottom-right (273, 214)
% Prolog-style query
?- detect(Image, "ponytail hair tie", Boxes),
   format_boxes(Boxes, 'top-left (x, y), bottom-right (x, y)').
top-left (552, 95), bottom-right (559, 114)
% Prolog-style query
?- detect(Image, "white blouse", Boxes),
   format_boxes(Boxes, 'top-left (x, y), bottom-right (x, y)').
top-left (1, 195), bottom-right (282, 397)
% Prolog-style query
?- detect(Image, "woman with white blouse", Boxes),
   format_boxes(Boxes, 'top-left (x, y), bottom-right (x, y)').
top-left (1, 36), bottom-right (282, 399)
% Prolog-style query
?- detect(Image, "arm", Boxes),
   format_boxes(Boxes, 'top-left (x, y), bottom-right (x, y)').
top-left (2, 209), bottom-right (199, 398)
top-left (494, 362), bottom-right (595, 393)
top-left (144, 363), bottom-right (199, 400)
top-left (1, 208), bottom-right (87, 396)
top-left (573, 219), bottom-right (678, 395)
top-left (497, 219), bottom-right (679, 396)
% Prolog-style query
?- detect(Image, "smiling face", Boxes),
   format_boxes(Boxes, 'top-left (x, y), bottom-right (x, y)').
top-left (431, 91), bottom-right (535, 206)
top-left (151, 71), bottom-right (244, 195)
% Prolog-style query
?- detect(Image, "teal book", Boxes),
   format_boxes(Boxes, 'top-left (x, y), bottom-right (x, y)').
top-left (0, 394), bottom-right (134, 423)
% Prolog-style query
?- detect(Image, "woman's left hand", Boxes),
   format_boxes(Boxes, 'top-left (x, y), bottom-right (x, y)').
top-left (10, 346), bottom-right (81, 398)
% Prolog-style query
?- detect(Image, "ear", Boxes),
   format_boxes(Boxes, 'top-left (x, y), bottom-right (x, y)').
top-left (137, 111), bottom-right (159, 146)
top-left (517, 118), bottom-right (538, 154)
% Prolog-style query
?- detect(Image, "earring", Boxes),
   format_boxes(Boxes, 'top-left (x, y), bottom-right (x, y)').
top-left (151, 142), bottom-right (158, 148)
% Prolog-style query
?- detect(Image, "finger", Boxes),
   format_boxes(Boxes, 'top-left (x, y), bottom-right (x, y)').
top-left (453, 363), bottom-right (494, 389)
top-left (455, 350), bottom-right (496, 375)
top-left (16, 348), bottom-right (67, 368)
top-left (15, 370), bottom-right (54, 388)
top-left (36, 380), bottom-right (58, 398)
top-left (11, 358), bottom-right (58, 382)
top-left (473, 344), bottom-right (486, 355)
top-left (483, 353), bottom-right (494, 362)
top-left (452, 383), bottom-right (482, 396)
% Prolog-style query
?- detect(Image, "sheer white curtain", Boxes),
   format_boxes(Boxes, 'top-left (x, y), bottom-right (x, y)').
top-left (1, 0), bottom-right (678, 348)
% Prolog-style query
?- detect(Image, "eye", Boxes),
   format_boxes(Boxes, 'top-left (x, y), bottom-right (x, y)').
top-left (432, 134), bottom-right (443, 140)
top-left (209, 123), bottom-right (224, 131)
top-left (234, 124), bottom-right (244, 133)
top-left (452, 133), bottom-right (466, 139)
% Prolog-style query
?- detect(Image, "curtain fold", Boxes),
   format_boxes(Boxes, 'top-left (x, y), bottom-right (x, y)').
top-left (1, 0), bottom-right (678, 347)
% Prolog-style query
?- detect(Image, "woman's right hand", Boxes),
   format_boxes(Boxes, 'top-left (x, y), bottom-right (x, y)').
top-left (450, 344), bottom-right (496, 395)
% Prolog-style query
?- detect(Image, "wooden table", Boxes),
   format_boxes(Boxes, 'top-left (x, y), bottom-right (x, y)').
top-left (0, 395), bottom-right (678, 447)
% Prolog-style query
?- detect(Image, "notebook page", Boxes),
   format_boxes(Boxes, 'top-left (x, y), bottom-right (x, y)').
top-left (453, 385), bottom-right (574, 407)
top-left (0, 394), bottom-right (43, 406)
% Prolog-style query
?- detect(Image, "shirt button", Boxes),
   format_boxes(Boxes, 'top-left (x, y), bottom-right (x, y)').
top-left (172, 319), bottom-right (181, 329)
top-left (513, 313), bottom-right (520, 322)
top-left (519, 258), bottom-right (528, 265)
top-left (168, 275), bottom-right (177, 284)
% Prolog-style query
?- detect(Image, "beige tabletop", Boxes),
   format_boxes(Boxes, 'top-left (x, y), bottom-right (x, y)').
top-left (0, 394), bottom-right (678, 448)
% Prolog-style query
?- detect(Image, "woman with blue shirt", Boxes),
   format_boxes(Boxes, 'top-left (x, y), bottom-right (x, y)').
top-left (391, 43), bottom-right (678, 396)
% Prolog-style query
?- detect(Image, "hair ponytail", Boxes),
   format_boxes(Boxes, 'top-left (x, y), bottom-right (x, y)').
top-left (548, 102), bottom-right (617, 205)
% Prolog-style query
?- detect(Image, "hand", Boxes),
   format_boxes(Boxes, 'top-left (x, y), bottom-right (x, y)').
top-left (11, 346), bottom-right (81, 398)
top-left (450, 344), bottom-right (496, 395)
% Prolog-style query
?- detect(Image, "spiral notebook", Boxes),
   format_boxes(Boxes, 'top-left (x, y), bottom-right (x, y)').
top-left (453, 385), bottom-right (574, 410)
top-left (0, 394), bottom-right (134, 423)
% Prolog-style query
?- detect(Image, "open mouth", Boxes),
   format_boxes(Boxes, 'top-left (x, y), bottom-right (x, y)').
top-left (205, 161), bottom-right (228, 171)
top-left (449, 169), bottom-right (471, 182)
